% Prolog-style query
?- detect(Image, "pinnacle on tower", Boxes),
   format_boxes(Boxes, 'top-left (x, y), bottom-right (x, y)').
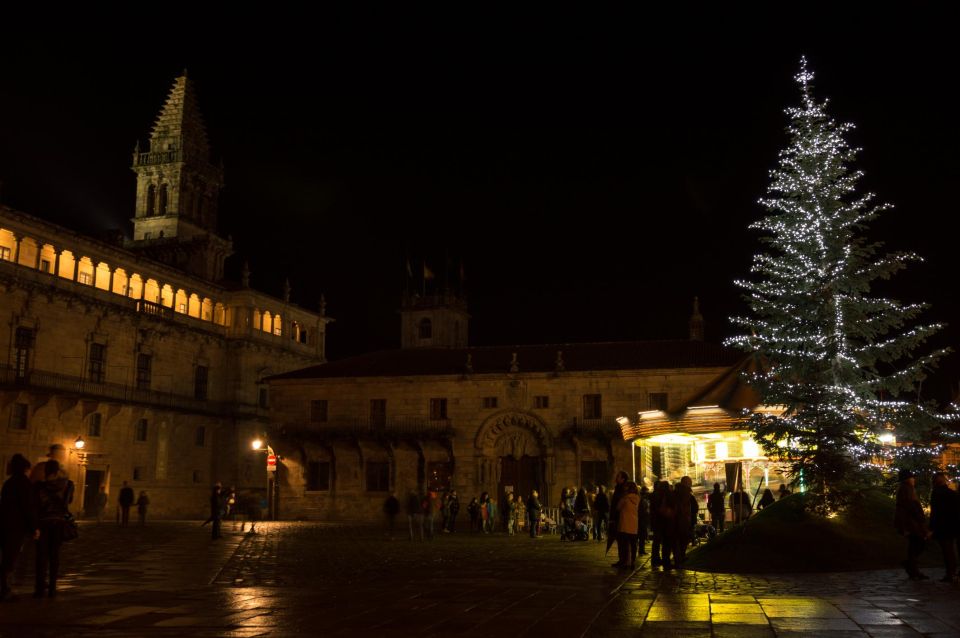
top-left (689, 296), bottom-right (705, 341)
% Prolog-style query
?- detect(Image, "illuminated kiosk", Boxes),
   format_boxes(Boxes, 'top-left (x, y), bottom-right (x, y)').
top-left (618, 356), bottom-right (789, 496)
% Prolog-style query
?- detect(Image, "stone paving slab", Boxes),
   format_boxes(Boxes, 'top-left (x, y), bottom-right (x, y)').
top-left (3, 521), bottom-right (960, 636)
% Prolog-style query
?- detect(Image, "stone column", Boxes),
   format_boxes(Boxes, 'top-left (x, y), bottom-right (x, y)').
top-left (34, 240), bottom-right (43, 270)
top-left (12, 234), bottom-right (21, 264)
top-left (108, 267), bottom-right (115, 294)
top-left (53, 247), bottom-right (61, 277)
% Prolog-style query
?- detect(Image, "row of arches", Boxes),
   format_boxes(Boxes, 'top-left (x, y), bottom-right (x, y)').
top-left (0, 228), bottom-right (292, 338)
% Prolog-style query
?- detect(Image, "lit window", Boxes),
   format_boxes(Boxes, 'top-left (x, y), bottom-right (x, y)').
top-left (0, 247), bottom-right (10, 261)
top-left (78, 272), bottom-right (93, 285)
top-left (88, 413), bottom-right (102, 437)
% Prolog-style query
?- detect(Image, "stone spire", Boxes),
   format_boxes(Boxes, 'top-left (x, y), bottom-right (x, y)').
top-left (128, 72), bottom-right (231, 281)
top-left (689, 296), bottom-right (704, 341)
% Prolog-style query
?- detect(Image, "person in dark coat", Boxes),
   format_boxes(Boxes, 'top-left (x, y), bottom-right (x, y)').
top-left (383, 492), bottom-right (400, 535)
top-left (593, 486), bottom-right (610, 542)
top-left (758, 488), bottom-right (776, 510)
top-left (637, 485), bottom-right (651, 557)
top-left (1, 454), bottom-right (37, 601)
top-left (406, 491), bottom-right (423, 541)
top-left (209, 483), bottom-right (224, 540)
top-left (650, 480), bottom-right (673, 567)
top-left (526, 490), bottom-right (542, 538)
top-left (707, 483), bottom-right (725, 533)
top-left (118, 481), bottom-right (135, 527)
top-left (673, 476), bottom-right (697, 567)
top-left (729, 485), bottom-right (752, 524)
top-left (929, 472), bottom-right (960, 583)
top-left (895, 469), bottom-right (930, 580)
top-left (33, 460), bottom-right (73, 598)
top-left (136, 491), bottom-right (150, 526)
top-left (467, 497), bottom-right (480, 532)
top-left (446, 491), bottom-right (460, 532)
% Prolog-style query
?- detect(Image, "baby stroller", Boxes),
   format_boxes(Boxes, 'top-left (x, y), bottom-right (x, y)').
top-left (560, 511), bottom-right (590, 541)
top-left (691, 513), bottom-right (716, 546)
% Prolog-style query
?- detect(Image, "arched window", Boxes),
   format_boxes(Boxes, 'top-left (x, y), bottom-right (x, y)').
top-left (418, 318), bottom-right (432, 340)
top-left (146, 184), bottom-right (156, 216)
top-left (158, 184), bottom-right (168, 216)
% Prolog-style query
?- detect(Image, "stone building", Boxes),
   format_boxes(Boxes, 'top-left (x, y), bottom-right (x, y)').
top-left (266, 292), bottom-right (743, 522)
top-left (0, 73), bottom-right (330, 517)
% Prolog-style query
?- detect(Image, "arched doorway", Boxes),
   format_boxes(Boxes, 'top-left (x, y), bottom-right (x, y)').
top-left (475, 411), bottom-right (552, 508)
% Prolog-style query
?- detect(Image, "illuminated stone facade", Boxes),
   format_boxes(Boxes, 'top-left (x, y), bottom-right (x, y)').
top-left (266, 299), bottom-right (741, 522)
top-left (0, 73), bottom-right (330, 518)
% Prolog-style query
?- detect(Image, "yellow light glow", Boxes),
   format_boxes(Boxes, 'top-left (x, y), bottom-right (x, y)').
top-left (616, 416), bottom-right (630, 426)
top-left (742, 440), bottom-right (760, 458)
top-left (646, 433), bottom-right (694, 444)
top-left (715, 442), bottom-right (728, 460)
top-left (251, 439), bottom-right (263, 451)
top-left (688, 405), bottom-right (720, 410)
top-left (695, 443), bottom-right (706, 462)
top-left (878, 433), bottom-right (896, 445)
top-left (74, 436), bottom-right (85, 450)
top-left (638, 410), bottom-right (664, 419)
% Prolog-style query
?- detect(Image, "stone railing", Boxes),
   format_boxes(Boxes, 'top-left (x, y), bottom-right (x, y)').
top-left (301, 416), bottom-right (454, 438)
top-left (567, 416), bottom-right (622, 437)
top-left (0, 364), bottom-right (230, 415)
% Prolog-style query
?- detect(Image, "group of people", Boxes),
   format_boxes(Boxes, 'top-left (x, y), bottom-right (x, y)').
top-left (896, 469), bottom-right (960, 582)
top-left (205, 483), bottom-right (262, 540)
top-left (0, 450), bottom-right (75, 600)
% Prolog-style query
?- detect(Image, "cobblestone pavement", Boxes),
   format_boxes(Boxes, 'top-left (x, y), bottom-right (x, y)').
top-left (1, 521), bottom-right (958, 637)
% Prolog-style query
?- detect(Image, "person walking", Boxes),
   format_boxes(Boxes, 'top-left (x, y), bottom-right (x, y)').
top-left (1, 454), bottom-right (37, 601)
top-left (651, 480), bottom-right (675, 569)
top-left (777, 483), bottom-right (792, 499)
top-left (406, 491), bottom-right (423, 541)
top-left (637, 485), bottom-right (651, 556)
top-left (503, 493), bottom-right (516, 535)
top-left (118, 481), bottom-right (135, 528)
top-left (613, 481), bottom-right (640, 568)
top-left (383, 492), bottom-right (400, 536)
top-left (33, 460), bottom-right (73, 598)
top-left (446, 491), bottom-right (460, 532)
top-left (707, 483), bottom-right (725, 533)
top-left (594, 486), bottom-right (609, 542)
top-left (526, 490), bottom-right (542, 538)
top-left (607, 471), bottom-right (628, 555)
top-left (136, 491), bottom-right (150, 526)
top-left (424, 491), bottom-right (439, 540)
top-left (729, 485), bottom-right (752, 524)
top-left (95, 485), bottom-right (108, 524)
top-left (485, 496), bottom-right (497, 534)
top-left (209, 483), bottom-right (224, 540)
top-left (673, 476), bottom-right (697, 567)
top-left (895, 469), bottom-right (930, 580)
top-left (467, 497), bottom-right (480, 532)
top-left (929, 472), bottom-right (959, 583)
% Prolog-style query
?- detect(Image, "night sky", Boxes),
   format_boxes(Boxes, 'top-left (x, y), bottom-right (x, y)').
top-left (2, 12), bottom-right (957, 400)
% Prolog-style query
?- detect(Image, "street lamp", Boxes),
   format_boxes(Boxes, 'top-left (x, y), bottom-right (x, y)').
top-left (250, 436), bottom-right (278, 520)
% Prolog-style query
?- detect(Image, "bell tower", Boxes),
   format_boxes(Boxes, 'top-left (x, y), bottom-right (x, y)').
top-left (128, 71), bottom-right (232, 281)
top-left (400, 260), bottom-right (470, 349)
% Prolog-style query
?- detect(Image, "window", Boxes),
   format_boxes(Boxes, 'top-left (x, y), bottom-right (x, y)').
top-left (78, 272), bottom-right (92, 285)
top-left (14, 327), bottom-right (34, 378)
top-left (10, 403), bottom-right (28, 430)
top-left (307, 461), bottom-right (330, 491)
top-left (158, 184), bottom-right (168, 215)
top-left (146, 184), bottom-right (156, 216)
top-left (418, 318), bottom-right (432, 339)
top-left (133, 466), bottom-right (145, 481)
top-left (143, 232), bottom-right (152, 240)
top-left (370, 399), bottom-right (386, 427)
top-left (583, 394), bottom-right (602, 420)
top-left (482, 396), bottom-right (498, 409)
top-left (365, 462), bottom-right (389, 492)
top-left (429, 398), bottom-right (448, 420)
top-left (89, 343), bottom-right (106, 383)
top-left (194, 365), bottom-right (208, 400)
top-left (299, 329), bottom-right (308, 344)
top-left (193, 470), bottom-right (202, 483)
top-left (40, 259), bottom-right (51, 273)
top-left (534, 395), bottom-right (550, 409)
top-left (0, 246), bottom-right (10, 261)
top-left (310, 400), bottom-right (328, 423)
top-left (195, 426), bottom-right (206, 447)
top-left (258, 387), bottom-right (269, 409)
top-left (88, 413), bottom-right (102, 437)
top-left (134, 418), bottom-right (148, 442)
top-left (178, 303), bottom-right (187, 313)
top-left (648, 392), bottom-right (668, 411)
top-left (580, 461), bottom-right (609, 490)
top-left (136, 353), bottom-right (152, 390)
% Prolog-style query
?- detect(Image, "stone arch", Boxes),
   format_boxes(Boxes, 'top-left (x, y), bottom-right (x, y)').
top-left (474, 410), bottom-right (552, 457)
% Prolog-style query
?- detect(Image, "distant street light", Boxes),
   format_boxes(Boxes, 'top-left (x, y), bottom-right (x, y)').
top-left (250, 435), bottom-right (278, 520)
top-left (74, 435), bottom-right (86, 450)
top-left (251, 438), bottom-right (263, 450)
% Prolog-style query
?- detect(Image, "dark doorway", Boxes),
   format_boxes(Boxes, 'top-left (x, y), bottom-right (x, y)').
top-left (499, 455), bottom-right (544, 509)
top-left (83, 469), bottom-right (104, 517)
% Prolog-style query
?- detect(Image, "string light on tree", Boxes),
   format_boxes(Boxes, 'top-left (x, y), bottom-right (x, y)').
top-left (727, 57), bottom-right (953, 513)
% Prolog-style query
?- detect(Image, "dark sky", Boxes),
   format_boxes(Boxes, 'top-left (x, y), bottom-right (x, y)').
top-left (1, 11), bottom-right (958, 400)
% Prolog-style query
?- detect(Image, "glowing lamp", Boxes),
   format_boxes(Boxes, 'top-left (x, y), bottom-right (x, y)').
top-left (74, 435), bottom-right (85, 450)
top-left (251, 438), bottom-right (263, 451)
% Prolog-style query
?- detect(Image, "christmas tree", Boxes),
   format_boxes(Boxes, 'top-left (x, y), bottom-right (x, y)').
top-left (728, 58), bottom-right (950, 512)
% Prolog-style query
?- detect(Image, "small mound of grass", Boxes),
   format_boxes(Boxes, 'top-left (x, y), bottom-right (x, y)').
top-left (684, 489), bottom-right (936, 573)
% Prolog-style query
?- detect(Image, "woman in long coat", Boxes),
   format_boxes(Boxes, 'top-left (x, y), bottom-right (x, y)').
top-left (895, 470), bottom-right (930, 580)
top-left (1, 454), bottom-right (37, 601)
top-left (614, 482), bottom-right (640, 569)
